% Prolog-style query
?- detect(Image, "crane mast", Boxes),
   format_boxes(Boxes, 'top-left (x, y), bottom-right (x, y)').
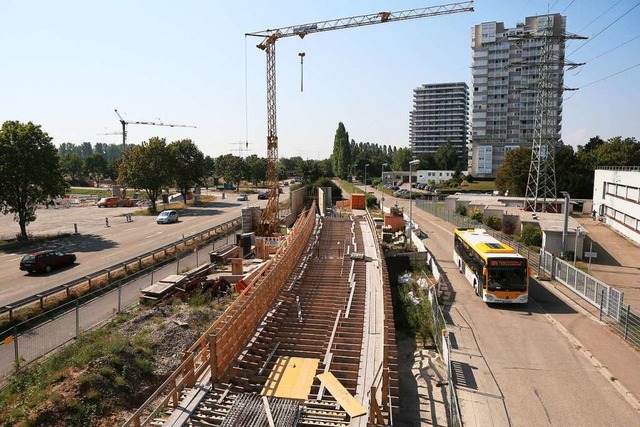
top-left (247, 1), bottom-right (474, 235)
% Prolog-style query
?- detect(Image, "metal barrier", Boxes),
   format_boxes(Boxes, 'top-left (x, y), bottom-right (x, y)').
top-left (0, 217), bottom-right (242, 326)
top-left (417, 200), bottom-right (640, 351)
top-left (0, 220), bottom-right (241, 382)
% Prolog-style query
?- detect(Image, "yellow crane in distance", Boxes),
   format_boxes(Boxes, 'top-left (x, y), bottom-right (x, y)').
top-left (246, 1), bottom-right (474, 236)
top-left (114, 109), bottom-right (197, 151)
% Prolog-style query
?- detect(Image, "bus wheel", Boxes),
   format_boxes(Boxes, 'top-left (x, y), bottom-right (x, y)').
top-left (473, 280), bottom-right (479, 296)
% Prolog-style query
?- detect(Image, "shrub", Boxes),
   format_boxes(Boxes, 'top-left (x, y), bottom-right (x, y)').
top-left (483, 215), bottom-right (502, 231)
top-left (520, 224), bottom-right (542, 247)
top-left (365, 193), bottom-right (378, 208)
top-left (469, 208), bottom-right (484, 223)
top-left (455, 204), bottom-right (467, 216)
top-left (502, 214), bottom-right (518, 235)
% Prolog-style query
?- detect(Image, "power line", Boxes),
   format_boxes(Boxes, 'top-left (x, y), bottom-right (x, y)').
top-left (581, 62), bottom-right (640, 89)
top-left (568, 0), bottom-right (640, 57)
top-left (575, 0), bottom-right (625, 34)
top-left (561, 0), bottom-right (576, 14)
top-left (581, 34), bottom-right (640, 65)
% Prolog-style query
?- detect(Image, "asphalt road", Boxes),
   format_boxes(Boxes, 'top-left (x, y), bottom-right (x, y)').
top-left (0, 191), bottom-right (274, 306)
top-left (368, 187), bottom-right (640, 425)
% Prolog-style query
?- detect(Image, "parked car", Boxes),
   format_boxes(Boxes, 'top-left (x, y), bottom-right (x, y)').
top-left (237, 193), bottom-right (248, 201)
top-left (19, 250), bottom-right (76, 274)
top-left (97, 197), bottom-right (120, 208)
top-left (97, 197), bottom-right (135, 207)
top-left (257, 192), bottom-right (269, 200)
top-left (156, 210), bottom-right (179, 224)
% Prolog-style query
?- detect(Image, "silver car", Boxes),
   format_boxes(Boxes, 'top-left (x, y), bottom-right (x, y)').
top-left (156, 210), bottom-right (179, 224)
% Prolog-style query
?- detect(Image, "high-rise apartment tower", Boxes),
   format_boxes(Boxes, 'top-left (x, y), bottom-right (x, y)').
top-left (409, 82), bottom-right (469, 164)
top-left (470, 14), bottom-right (566, 178)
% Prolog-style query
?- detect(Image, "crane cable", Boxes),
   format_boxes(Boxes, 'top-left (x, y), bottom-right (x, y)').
top-left (245, 36), bottom-right (249, 153)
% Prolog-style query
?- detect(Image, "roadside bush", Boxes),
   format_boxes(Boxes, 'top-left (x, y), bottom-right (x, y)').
top-left (502, 214), bottom-right (518, 235)
top-left (519, 224), bottom-right (542, 247)
top-left (455, 204), bottom-right (467, 216)
top-left (483, 215), bottom-right (502, 231)
top-left (469, 208), bottom-right (483, 223)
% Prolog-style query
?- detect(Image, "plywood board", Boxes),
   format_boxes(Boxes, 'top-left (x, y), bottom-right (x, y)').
top-left (317, 372), bottom-right (366, 418)
top-left (261, 356), bottom-right (319, 401)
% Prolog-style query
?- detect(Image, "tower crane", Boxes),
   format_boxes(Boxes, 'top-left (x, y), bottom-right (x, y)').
top-left (114, 109), bottom-right (197, 150)
top-left (247, 1), bottom-right (474, 235)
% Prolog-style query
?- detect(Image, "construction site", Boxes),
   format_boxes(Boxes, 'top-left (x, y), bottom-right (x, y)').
top-left (124, 201), bottom-right (401, 426)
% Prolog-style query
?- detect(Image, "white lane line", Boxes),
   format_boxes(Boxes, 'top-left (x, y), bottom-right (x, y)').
top-left (123, 227), bottom-right (137, 232)
top-left (5, 257), bottom-right (22, 263)
top-left (146, 231), bottom-right (163, 239)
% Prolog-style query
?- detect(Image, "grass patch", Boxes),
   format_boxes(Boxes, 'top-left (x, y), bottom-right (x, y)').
top-left (335, 179), bottom-right (364, 195)
top-left (440, 180), bottom-right (496, 193)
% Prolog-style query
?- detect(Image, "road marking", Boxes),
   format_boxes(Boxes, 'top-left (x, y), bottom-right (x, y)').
top-left (5, 257), bottom-right (22, 263)
top-left (146, 231), bottom-right (163, 239)
top-left (123, 227), bottom-right (137, 232)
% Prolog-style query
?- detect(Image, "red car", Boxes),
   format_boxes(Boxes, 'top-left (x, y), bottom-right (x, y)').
top-left (19, 250), bottom-right (77, 274)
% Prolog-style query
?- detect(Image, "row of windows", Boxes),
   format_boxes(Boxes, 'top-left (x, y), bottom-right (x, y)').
top-left (605, 206), bottom-right (640, 233)
top-left (605, 182), bottom-right (640, 203)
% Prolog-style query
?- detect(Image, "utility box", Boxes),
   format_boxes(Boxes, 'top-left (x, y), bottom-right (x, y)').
top-left (350, 194), bottom-right (365, 210)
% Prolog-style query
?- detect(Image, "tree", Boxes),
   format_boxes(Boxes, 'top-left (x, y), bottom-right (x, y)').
top-left (0, 121), bottom-right (68, 239)
top-left (118, 137), bottom-right (172, 213)
top-left (495, 147), bottom-right (532, 197)
top-left (392, 147), bottom-right (413, 172)
top-left (215, 154), bottom-right (243, 190)
top-left (331, 122), bottom-right (351, 179)
top-left (435, 141), bottom-right (459, 170)
top-left (202, 155), bottom-right (215, 188)
top-left (60, 152), bottom-right (84, 183)
top-left (168, 139), bottom-right (205, 205)
top-left (84, 153), bottom-right (109, 187)
top-left (244, 154), bottom-right (267, 187)
top-left (520, 224), bottom-right (542, 247)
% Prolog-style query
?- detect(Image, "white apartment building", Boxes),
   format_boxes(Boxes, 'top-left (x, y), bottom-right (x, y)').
top-left (410, 82), bottom-right (469, 164)
top-left (592, 167), bottom-right (640, 245)
top-left (470, 14), bottom-right (566, 178)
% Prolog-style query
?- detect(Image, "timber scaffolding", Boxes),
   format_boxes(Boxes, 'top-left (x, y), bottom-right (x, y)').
top-left (124, 201), bottom-right (399, 427)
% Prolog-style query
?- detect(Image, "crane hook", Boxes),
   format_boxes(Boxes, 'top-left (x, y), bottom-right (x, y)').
top-left (298, 52), bottom-right (306, 92)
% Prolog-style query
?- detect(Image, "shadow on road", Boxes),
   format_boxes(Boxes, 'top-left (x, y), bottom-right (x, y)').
top-left (528, 278), bottom-right (578, 315)
top-left (26, 233), bottom-right (120, 254)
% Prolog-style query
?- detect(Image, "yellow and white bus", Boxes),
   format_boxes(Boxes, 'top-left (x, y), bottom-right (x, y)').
top-left (453, 228), bottom-right (528, 304)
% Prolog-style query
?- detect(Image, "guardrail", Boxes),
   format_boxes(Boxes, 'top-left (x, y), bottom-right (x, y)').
top-left (1, 216), bottom-right (242, 328)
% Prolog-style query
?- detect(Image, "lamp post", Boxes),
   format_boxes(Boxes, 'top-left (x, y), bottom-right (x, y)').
top-left (364, 163), bottom-right (370, 195)
top-left (560, 191), bottom-right (570, 258)
top-left (381, 163), bottom-right (388, 214)
top-left (409, 159), bottom-right (420, 239)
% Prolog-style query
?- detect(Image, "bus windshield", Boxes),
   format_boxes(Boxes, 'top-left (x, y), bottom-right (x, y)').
top-left (487, 267), bottom-right (527, 292)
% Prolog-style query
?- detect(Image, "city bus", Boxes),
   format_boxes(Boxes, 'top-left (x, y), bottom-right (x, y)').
top-left (453, 228), bottom-right (529, 304)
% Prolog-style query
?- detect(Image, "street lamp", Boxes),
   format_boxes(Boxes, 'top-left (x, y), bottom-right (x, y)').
top-left (560, 191), bottom-right (570, 257)
top-left (364, 163), bottom-right (370, 195)
top-left (381, 163), bottom-right (388, 214)
top-left (409, 159), bottom-right (420, 240)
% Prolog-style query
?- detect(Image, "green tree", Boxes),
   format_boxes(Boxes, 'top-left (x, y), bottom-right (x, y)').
top-left (392, 147), bottom-right (413, 172)
top-left (60, 152), bottom-right (84, 183)
top-left (495, 147), bottom-right (532, 197)
top-left (215, 154), bottom-right (243, 190)
top-left (331, 122), bottom-right (351, 179)
top-left (0, 121), bottom-right (68, 239)
top-left (435, 141), bottom-right (459, 170)
top-left (469, 207), bottom-right (483, 223)
top-left (168, 139), bottom-right (205, 205)
top-left (519, 224), bottom-right (542, 247)
top-left (244, 154), bottom-right (267, 187)
top-left (483, 215), bottom-right (502, 231)
top-left (118, 137), bottom-right (172, 213)
top-left (84, 153), bottom-right (109, 187)
top-left (202, 155), bottom-right (215, 188)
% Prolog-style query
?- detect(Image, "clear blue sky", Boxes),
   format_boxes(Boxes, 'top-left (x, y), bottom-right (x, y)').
top-left (2, 1), bottom-right (638, 160)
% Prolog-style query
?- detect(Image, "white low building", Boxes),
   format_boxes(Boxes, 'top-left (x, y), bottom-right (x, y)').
top-left (592, 167), bottom-right (640, 245)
